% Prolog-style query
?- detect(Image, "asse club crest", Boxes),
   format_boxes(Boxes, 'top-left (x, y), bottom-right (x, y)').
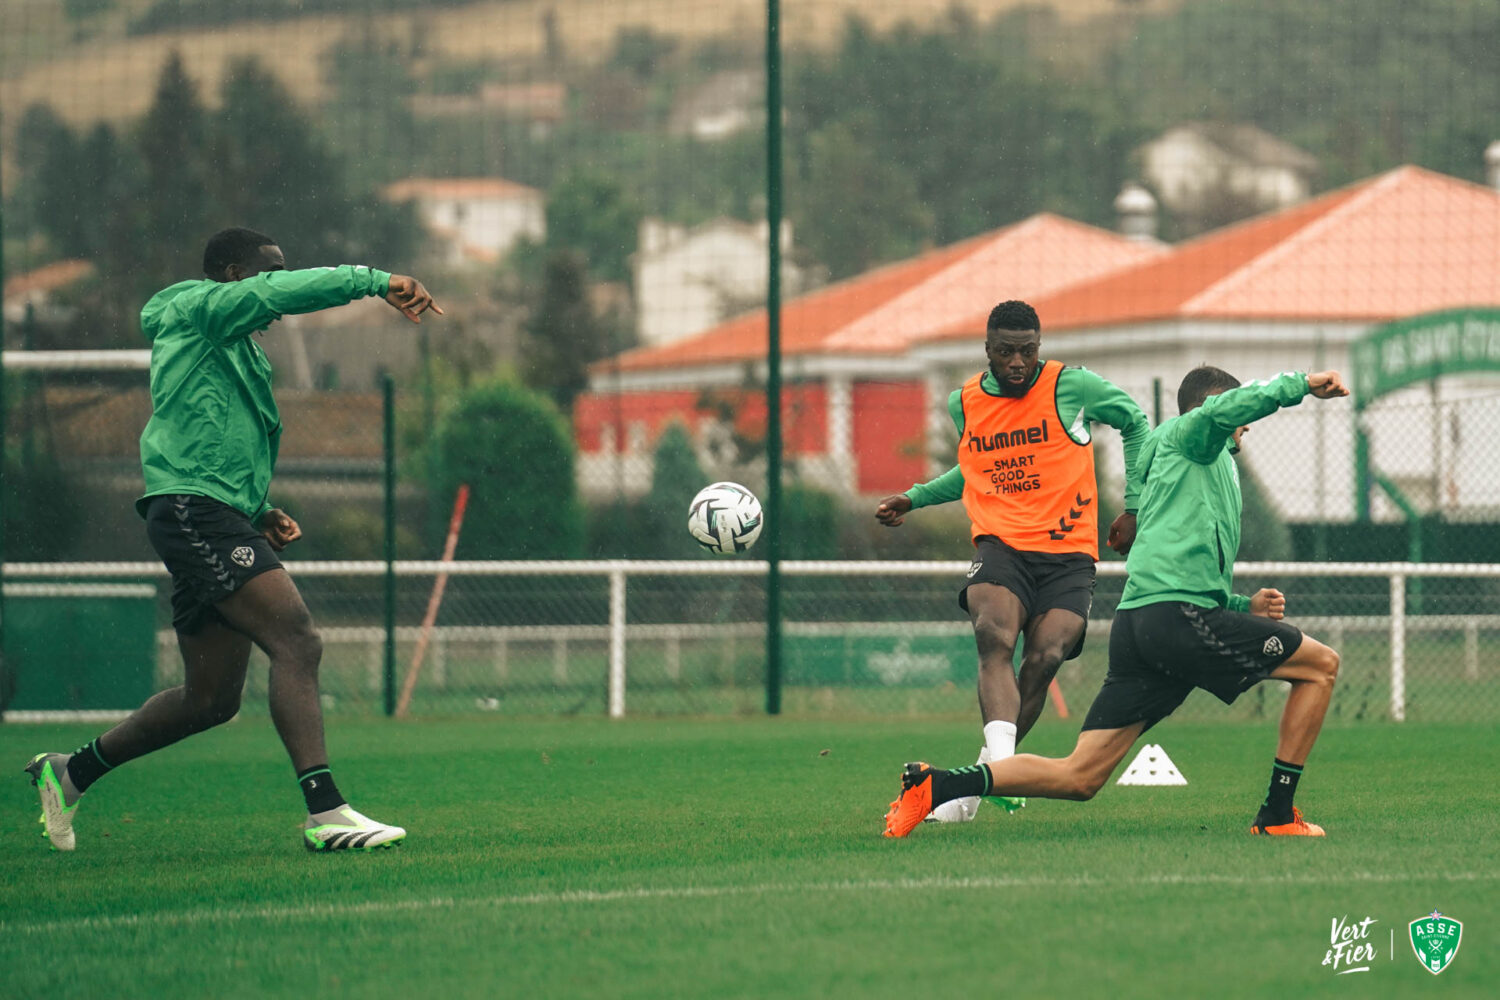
top-left (1408, 911), bottom-right (1462, 975)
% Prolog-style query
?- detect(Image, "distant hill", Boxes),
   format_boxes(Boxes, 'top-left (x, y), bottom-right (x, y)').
top-left (0, 0), bottom-right (1176, 128)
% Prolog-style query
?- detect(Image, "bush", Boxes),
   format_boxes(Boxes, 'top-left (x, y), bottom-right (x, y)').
top-left (427, 378), bottom-right (584, 559)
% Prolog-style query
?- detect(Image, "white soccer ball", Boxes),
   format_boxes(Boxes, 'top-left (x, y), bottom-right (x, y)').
top-left (687, 482), bottom-right (764, 554)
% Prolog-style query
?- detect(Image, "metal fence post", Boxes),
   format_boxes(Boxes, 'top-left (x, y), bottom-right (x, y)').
top-left (764, 0), bottom-right (784, 716)
top-left (1389, 571), bottom-right (1406, 721)
top-left (608, 564), bottom-right (627, 718)
top-left (382, 374), bottom-right (397, 718)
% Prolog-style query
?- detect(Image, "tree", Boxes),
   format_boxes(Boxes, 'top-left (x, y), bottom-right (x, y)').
top-left (640, 422), bottom-right (709, 558)
top-left (427, 378), bottom-right (585, 559)
top-left (792, 118), bottom-right (932, 280)
top-left (544, 172), bottom-right (642, 283)
top-left (520, 249), bottom-right (618, 410)
top-left (134, 50), bottom-right (213, 290)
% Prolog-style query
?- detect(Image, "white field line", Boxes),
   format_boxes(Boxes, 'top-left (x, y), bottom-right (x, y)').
top-left (4, 869), bottom-right (1496, 936)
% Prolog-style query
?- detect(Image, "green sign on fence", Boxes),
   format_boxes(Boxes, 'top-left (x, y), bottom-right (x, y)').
top-left (1352, 307), bottom-right (1500, 405)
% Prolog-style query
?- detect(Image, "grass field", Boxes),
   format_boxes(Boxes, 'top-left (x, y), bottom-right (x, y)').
top-left (1, 716), bottom-right (1494, 999)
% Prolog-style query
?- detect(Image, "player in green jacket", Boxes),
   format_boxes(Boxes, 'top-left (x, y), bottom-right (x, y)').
top-left (883, 366), bottom-right (1348, 839)
top-left (25, 227), bottom-right (441, 853)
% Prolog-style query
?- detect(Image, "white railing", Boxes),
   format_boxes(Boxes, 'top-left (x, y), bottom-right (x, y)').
top-left (8, 560), bottom-right (1500, 720)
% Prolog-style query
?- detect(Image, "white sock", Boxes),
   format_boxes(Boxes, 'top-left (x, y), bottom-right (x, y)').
top-left (984, 720), bottom-right (1017, 761)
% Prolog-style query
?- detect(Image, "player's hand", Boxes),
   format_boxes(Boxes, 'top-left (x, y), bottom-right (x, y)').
top-left (1106, 512), bottom-right (1137, 555)
top-left (875, 493), bottom-right (913, 527)
top-left (1249, 588), bottom-right (1286, 620)
top-left (1307, 371), bottom-right (1348, 399)
top-left (261, 508), bottom-right (302, 551)
top-left (385, 274), bottom-right (444, 324)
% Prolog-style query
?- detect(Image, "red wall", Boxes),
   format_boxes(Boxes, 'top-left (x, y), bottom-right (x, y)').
top-left (852, 381), bottom-right (927, 494)
top-left (575, 384), bottom-right (828, 456)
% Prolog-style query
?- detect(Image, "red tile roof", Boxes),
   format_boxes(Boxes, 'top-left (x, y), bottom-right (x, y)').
top-left (602, 214), bottom-right (1160, 374)
top-left (3, 259), bottom-right (95, 302)
top-left (941, 166), bottom-right (1500, 336)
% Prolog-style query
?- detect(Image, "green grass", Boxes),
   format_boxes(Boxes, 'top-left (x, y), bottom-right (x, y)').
top-left (1, 717), bottom-right (1495, 999)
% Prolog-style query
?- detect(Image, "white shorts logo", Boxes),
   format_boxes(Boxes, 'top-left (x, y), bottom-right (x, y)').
top-left (230, 546), bottom-right (256, 568)
top-left (1263, 635), bottom-right (1284, 657)
top-left (967, 561), bottom-right (982, 579)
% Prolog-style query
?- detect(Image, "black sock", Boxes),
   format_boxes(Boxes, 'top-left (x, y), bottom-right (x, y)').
top-left (1262, 758), bottom-right (1304, 822)
top-left (932, 763), bottom-right (992, 805)
top-left (297, 765), bottom-right (346, 814)
top-left (66, 738), bottom-right (115, 793)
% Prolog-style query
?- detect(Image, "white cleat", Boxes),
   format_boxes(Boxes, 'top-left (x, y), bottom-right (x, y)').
top-left (924, 745), bottom-right (993, 824)
top-left (23, 753), bottom-right (81, 852)
top-left (303, 805), bottom-right (406, 852)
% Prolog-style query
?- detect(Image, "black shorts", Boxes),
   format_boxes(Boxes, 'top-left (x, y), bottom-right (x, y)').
top-left (144, 494), bottom-right (282, 634)
top-left (1082, 601), bottom-right (1304, 732)
top-left (960, 535), bottom-right (1095, 660)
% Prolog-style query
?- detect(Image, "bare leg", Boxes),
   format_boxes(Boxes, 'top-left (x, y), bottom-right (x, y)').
top-left (1014, 608), bottom-right (1086, 742)
top-left (94, 619), bottom-right (251, 765)
top-left (984, 723), bottom-right (1147, 800)
top-left (213, 569), bottom-right (327, 772)
top-left (1268, 636), bottom-right (1341, 765)
top-left (967, 583), bottom-right (1026, 725)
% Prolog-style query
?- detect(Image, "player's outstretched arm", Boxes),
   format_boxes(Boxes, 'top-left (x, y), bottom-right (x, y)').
top-left (384, 274), bottom-right (444, 324)
top-left (1069, 368), bottom-right (1150, 554)
top-left (1177, 371), bottom-right (1329, 463)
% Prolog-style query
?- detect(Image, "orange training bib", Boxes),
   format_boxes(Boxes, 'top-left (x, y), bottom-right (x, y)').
top-left (957, 360), bottom-right (1098, 556)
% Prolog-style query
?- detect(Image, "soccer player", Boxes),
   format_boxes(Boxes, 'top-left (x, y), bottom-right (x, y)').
top-left (883, 366), bottom-right (1348, 839)
top-left (24, 227), bottom-right (441, 852)
top-left (875, 300), bottom-right (1148, 822)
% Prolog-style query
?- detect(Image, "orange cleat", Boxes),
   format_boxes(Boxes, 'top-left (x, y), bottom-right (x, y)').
top-left (883, 762), bottom-right (936, 838)
top-left (1250, 806), bottom-right (1325, 837)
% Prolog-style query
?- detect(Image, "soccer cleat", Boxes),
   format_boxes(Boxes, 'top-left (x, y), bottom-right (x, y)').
top-left (303, 806), bottom-right (406, 851)
top-left (988, 794), bottom-right (1026, 814)
top-left (1250, 806), bottom-right (1325, 837)
top-left (883, 762), bottom-right (936, 839)
top-left (23, 753), bottom-right (81, 852)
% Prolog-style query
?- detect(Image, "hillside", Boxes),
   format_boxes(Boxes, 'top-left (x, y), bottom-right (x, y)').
top-left (0, 0), bottom-right (1176, 128)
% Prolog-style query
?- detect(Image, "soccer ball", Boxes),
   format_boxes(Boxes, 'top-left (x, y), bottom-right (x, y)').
top-left (687, 482), bottom-right (764, 554)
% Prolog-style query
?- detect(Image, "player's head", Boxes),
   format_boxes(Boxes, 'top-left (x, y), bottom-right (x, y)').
top-left (203, 228), bottom-right (283, 282)
top-left (1177, 365), bottom-right (1240, 414)
top-left (1178, 364), bottom-right (1249, 450)
top-left (984, 299), bottom-right (1042, 397)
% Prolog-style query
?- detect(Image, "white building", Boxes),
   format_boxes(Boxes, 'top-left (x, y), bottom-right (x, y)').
top-left (1139, 122), bottom-right (1319, 219)
top-left (633, 217), bottom-right (803, 347)
top-left (382, 177), bottom-right (545, 267)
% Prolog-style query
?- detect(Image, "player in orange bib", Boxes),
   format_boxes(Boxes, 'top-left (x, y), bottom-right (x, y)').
top-left (875, 300), bottom-right (1149, 822)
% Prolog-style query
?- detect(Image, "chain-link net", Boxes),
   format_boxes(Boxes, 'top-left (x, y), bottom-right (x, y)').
top-left (4, 2), bottom-right (1500, 721)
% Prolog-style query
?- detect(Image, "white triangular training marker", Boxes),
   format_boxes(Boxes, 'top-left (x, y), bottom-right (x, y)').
top-left (1116, 743), bottom-right (1188, 786)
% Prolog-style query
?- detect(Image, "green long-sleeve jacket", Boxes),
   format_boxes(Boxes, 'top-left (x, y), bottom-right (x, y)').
top-left (137, 265), bottom-right (392, 522)
top-left (1117, 372), bottom-right (1311, 612)
top-left (906, 364), bottom-right (1151, 517)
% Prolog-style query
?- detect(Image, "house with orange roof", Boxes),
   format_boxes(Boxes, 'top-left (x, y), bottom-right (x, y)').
top-left (2, 259), bottom-right (96, 326)
top-left (913, 165), bottom-right (1500, 522)
top-left (577, 214), bottom-right (1163, 498)
top-left (382, 177), bottom-right (545, 266)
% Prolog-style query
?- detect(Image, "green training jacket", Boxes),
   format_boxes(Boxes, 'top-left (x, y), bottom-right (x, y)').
top-left (906, 364), bottom-right (1151, 516)
top-left (1117, 372), bottom-right (1311, 612)
top-left (137, 265), bottom-right (392, 522)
